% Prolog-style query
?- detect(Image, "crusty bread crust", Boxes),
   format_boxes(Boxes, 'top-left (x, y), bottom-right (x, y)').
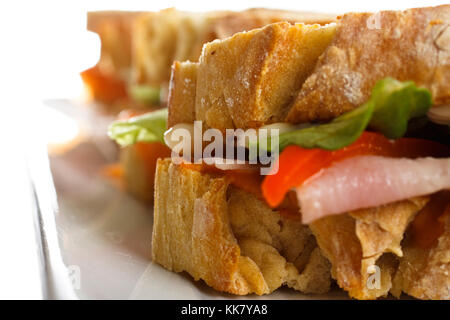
top-left (134, 9), bottom-right (336, 87)
top-left (211, 8), bottom-right (334, 40)
top-left (310, 197), bottom-right (428, 299)
top-left (392, 211), bottom-right (450, 300)
top-left (152, 159), bottom-right (331, 295)
top-left (133, 9), bottom-right (187, 86)
top-left (167, 61), bottom-right (198, 127)
top-left (167, 22), bottom-right (337, 130)
top-left (87, 11), bottom-right (142, 79)
top-left (287, 5), bottom-right (450, 123)
top-left (195, 23), bottom-right (337, 131)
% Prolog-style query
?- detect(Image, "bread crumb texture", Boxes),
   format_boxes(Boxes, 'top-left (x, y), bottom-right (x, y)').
top-left (152, 159), bottom-right (331, 295)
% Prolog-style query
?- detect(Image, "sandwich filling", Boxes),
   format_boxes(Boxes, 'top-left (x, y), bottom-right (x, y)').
top-left (109, 77), bottom-right (450, 224)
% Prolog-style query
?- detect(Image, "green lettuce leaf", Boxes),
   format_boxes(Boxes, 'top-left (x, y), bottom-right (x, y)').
top-left (108, 108), bottom-right (167, 147)
top-left (266, 78), bottom-right (432, 152)
top-left (129, 85), bottom-right (161, 105)
top-left (274, 101), bottom-right (374, 151)
top-left (369, 78), bottom-right (432, 138)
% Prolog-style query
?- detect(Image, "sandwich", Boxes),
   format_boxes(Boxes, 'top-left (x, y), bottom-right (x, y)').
top-left (109, 5), bottom-right (450, 299)
top-left (106, 8), bottom-right (336, 202)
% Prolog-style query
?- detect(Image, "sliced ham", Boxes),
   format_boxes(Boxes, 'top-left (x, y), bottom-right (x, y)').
top-left (297, 156), bottom-right (450, 224)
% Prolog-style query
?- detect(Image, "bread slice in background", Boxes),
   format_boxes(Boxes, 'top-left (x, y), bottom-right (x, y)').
top-left (133, 9), bottom-right (198, 87)
top-left (152, 159), bottom-right (331, 295)
top-left (87, 11), bottom-right (143, 82)
top-left (121, 143), bottom-right (171, 203)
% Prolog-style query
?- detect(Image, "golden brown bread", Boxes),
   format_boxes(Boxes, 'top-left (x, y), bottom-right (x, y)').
top-left (195, 23), bottom-right (337, 131)
top-left (310, 197), bottom-right (429, 299)
top-left (167, 61), bottom-right (198, 127)
top-left (167, 22), bottom-right (336, 130)
top-left (392, 213), bottom-right (450, 300)
top-left (133, 9), bottom-right (197, 87)
top-left (134, 9), bottom-right (336, 88)
top-left (211, 8), bottom-right (334, 39)
top-left (152, 159), bottom-right (331, 295)
top-left (87, 11), bottom-right (142, 81)
top-left (286, 5), bottom-right (450, 123)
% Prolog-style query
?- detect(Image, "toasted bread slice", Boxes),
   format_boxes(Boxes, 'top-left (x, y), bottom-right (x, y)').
top-left (134, 9), bottom-right (337, 88)
top-left (286, 5), bottom-right (450, 123)
top-left (152, 159), bottom-right (331, 295)
top-left (392, 195), bottom-right (450, 300)
top-left (167, 61), bottom-right (198, 127)
top-left (87, 11), bottom-right (142, 79)
top-left (210, 8), bottom-right (334, 39)
top-left (310, 197), bottom-right (429, 299)
top-left (167, 22), bottom-right (336, 130)
top-left (133, 9), bottom-right (188, 86)
top-left (195, 22), bottom-right (336, 131)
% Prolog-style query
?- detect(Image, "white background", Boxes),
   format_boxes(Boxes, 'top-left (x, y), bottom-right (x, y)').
top-left (0, 0), bottom-right (447, 299)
